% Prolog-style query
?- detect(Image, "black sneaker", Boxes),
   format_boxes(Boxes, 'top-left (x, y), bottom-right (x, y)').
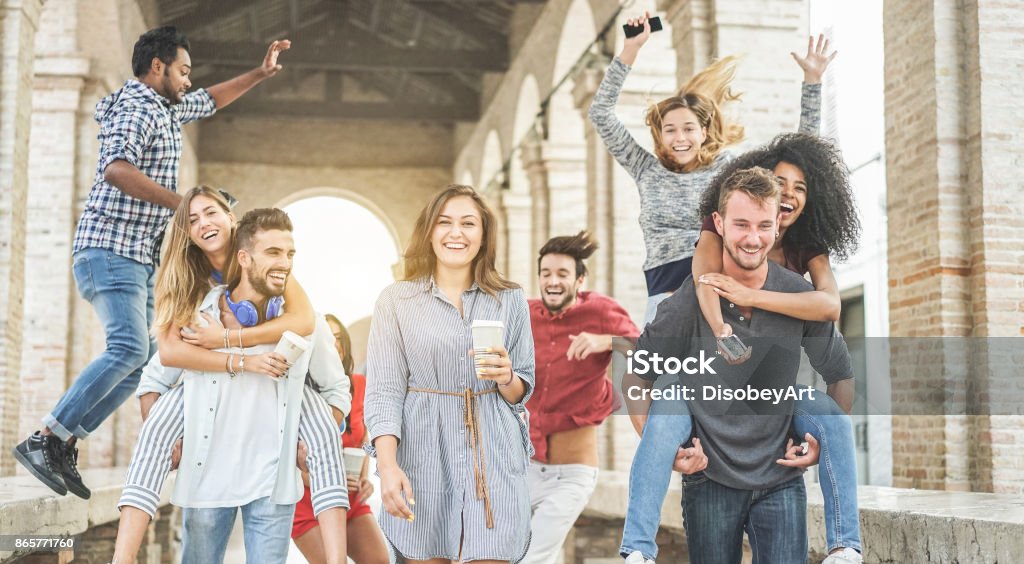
top-left (56, 440), bottom-right (91, 500)
top-left (12, 432), bottom-right (67, 496)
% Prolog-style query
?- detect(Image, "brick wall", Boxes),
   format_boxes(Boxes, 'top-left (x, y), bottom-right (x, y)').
top-left (0, 0), bottom-right (45, 476)
top-left (885, 0), bottom-right (1024, 493)
top-left (20, 55), bottom-right (89, 444)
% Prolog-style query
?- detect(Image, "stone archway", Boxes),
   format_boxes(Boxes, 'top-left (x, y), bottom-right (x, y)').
top-left (277, 190), bottom-right (402, 369)
top-left (541, 0), bottom-right (596, 238)
top-left (506, 74), bottom-right (542, 293)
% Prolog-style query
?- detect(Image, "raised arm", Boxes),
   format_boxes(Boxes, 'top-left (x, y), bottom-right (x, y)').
top-left (790, 34), bottom-right (836, 134)
top-left (206, 40), bottom-right (291, 109)
top-left (699, 252), bottom-right (841, 322)
top-left (586, 14), bottom-right (658, 181)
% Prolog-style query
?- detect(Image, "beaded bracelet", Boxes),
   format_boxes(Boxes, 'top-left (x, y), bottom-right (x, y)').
top-left (238, 354), bottom-right (246, 375)
top-left (223, 328), bottom-right (230, 349)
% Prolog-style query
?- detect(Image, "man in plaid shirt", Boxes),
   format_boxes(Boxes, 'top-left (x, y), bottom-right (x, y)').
top-left (13, 26), bottom-right (291, 500)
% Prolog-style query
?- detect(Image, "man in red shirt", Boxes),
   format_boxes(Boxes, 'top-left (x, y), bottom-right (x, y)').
top-left (524, 232), bottom-right (640, 564)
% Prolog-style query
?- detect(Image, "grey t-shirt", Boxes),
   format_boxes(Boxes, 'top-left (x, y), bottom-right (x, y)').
top-left (636, 262), bottom-right (853, 490)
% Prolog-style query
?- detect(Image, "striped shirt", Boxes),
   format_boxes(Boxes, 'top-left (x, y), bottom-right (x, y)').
top-left (588, 57), bottom-right (821, 290)
top-left (364, 278), bottom-right (536, 562)
top-left (72, 80), bottom-right (217, 265)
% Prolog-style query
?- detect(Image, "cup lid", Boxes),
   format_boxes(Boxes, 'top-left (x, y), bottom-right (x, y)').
top-left (471, 320), bottom-right (504, 328)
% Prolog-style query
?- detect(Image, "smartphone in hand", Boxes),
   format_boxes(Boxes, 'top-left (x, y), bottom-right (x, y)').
top-left (623, 16), bottom-right (663, 38)
top-left (717, 334), bottom-right (750, 363)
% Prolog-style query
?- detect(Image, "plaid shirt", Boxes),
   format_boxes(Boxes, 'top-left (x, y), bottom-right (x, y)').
top-left (72, 80), bottom-right (217, 265)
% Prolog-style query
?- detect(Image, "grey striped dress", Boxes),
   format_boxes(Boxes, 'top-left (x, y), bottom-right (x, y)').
top-left (365, 278), bottom-right (536, 562)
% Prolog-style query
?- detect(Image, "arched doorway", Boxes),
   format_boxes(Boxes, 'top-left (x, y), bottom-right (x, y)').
top-left (278, 190), bottom-right (402, 371)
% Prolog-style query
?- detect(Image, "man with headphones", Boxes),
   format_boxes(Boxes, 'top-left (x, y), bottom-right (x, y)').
top-left (115, 208), bottom-right (351, 563)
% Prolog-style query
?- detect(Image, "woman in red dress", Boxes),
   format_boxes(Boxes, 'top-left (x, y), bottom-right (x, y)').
top-left (292, 314), bottom-right (389, 563)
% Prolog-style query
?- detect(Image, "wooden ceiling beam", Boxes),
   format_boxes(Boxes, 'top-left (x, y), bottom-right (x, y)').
top-left (221, 98), bottom-right (479, 121)
top-left (190, 38), bottom-right (508, 72)
top-left (166, 0), bottom-right (255, 34)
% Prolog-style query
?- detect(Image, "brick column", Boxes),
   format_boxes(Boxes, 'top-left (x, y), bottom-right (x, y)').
top-left (660, 0), bottom-right (807, 144)
top-left (20, 53), bottom-right (90, 445)
top-left (520, 128), bottom-right (549, 276)
top-left (963, 0), bottom-right (1024, 494)
top-left (499, 190), bottom-right (534, 295)
top-left (572, 57), bottom-right (612, 295)
top-left (0, 0), bottom-right (45, 476)
top-left (884, 0), bottom-right (1024, 493)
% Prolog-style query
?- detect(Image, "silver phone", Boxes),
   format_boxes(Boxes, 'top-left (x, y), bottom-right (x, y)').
top-left (717, 334), bottom-right (748, 361)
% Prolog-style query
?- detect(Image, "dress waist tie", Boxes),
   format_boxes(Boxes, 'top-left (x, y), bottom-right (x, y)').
top-left (407, 386), bottom-right (499, 528)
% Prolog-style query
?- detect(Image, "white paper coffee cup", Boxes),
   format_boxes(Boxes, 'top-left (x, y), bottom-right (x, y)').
top-left (274, 330), bottom-right (309, 365)
top-left (343, 447), bottom-right (365, 479)
top-left (472, 320), bottom-right (504, 377)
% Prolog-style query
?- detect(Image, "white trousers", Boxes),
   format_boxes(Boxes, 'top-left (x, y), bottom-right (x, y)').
top-left (522, 461), bottom-right (599, 564)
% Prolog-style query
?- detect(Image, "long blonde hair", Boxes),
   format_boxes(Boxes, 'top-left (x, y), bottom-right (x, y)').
top-left (402, 185), bottom-right (518, 297)
top-left (646, 55), bottom-right (745, 172)
top-left (153, 186), bottom-right (234, 333)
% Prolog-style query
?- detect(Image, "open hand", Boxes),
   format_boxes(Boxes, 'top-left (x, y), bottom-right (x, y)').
top-left (791, 34), bottom-right (837, 84)
top-left (699, 273), bottom-right (757, 308)
top-left (181, 312), bottom-right (226, 349)
top-left (261, 39), bottom-right (292, 78)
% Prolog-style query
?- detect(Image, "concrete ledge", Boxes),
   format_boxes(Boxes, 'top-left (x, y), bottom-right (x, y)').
top-left (583, 470), bottom-right (1024, 563)
top-left (0, 467), bottom-right (176, 561)
top-left (807, 485), bottom-right (1024, 563)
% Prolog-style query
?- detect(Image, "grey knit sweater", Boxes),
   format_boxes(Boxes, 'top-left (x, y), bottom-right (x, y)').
top-left (587, 57), bottom-right (821, 273)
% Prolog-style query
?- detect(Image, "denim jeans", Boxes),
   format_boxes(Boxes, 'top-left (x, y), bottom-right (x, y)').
top-left (682, 473), bottom-right (807, 564)
top-left (43, 248), bottom-right (156, 440)
top-left (181, 497), bottom-right (296, 564)
top-left (619, 389), bottom-right (861, 559)
top-left (643, 292), bottom-right (673, 327)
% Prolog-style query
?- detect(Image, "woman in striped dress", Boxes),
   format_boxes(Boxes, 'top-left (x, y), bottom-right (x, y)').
top-left (364, 185), bottom-right (536, 563)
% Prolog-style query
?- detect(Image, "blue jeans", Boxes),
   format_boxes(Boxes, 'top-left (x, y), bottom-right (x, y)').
top-left (43, 248), bottom-right (155, 440)
top-left (181, 497), bottom-right (295, 564)
top-left (682, 473), bottom-right (807, 564)
top-left (643, 292), bottom-right (673, 327)
top-left (619, 390), bottom-right (861, 559)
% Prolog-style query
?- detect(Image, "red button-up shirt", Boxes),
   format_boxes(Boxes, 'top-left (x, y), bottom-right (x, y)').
top-left (527, 291), bottom-right (640, 462)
